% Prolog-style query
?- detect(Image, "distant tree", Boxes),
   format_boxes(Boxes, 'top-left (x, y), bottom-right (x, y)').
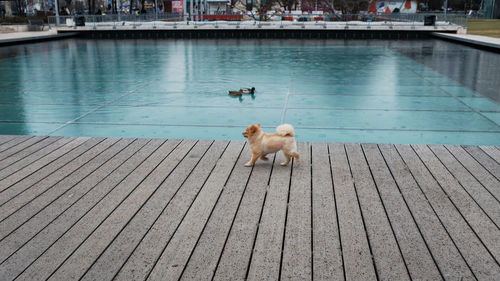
top-left (66, 0), bottom-right (74, 10)
top-left (140, 0), bottom-right (146, 12)
top-left (87, 0), bottom-right (96, 13)
top-left (112, 0), bottom-right (118, 13)
top-left (275, 0), bottom-right (299, 11)
top-left (14, 0), bottom-right (27, 16)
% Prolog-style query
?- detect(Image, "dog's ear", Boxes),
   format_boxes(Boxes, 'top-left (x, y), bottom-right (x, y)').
top-left (249, 125), bottom-right (257, 133)
top-left (256, 124), bottom-right (261, 128)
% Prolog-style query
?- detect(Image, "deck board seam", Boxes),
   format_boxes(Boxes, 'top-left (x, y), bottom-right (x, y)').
top-left (132, 140), bottom-right (213, 280)
top-left (176, 141), bottom-right (244, 280)
top-left (309, 145), bottom-right (314, 281)
top-left (0, 137), bottom-right (62, 173)
top-left (244, 154), bottom-right (276, 280)
top-left (0, 136), bottom-right (72, 181)
top-left (0, 138), bottom-right (132, 232)
top-left (0, 138), bottom-right (121, 225)
top-left (461, 146), bottom-right (500, 183)
top-left (0, 136), bottom-right (17, 147)
top-left (443, 146), bottom-right (500, 204)
top-left (360, 144), bottom-right (412, 280)
top-left (327, 144), bottom-right (346, 281)
top-left (404, 145), bottom-right (479, 279)
top-left (424, 146), bottom-right (500, 230)
top-left (0, 139), bottom-right (143, 248)
top-left (0, 139), bottom-right (152, 267)
top-left (374, 144), bottom-right (445, 280)
top-left (209, 144), bottom-right (252, 281)
top-left (8, 139), bottom-right (169, 279)
top-left (478, 146), bottom-right (500, 165)
top-left (83, 140), bottom-right (219, 280)
top-left (0, 137), bottom-right (87, 191)
top-left (423, 145), bottom-right (500, 267)
top-left (0, 136), bottom-right (49, 163)
top-left (346, 144), bottom-right (380, 281)
top-left (0, 136), bottom-right (36, 155)
top-left (0, 138), bottom-right (101, 204)
top-left (1, 137), bottom-right (500, 280)
top-left (278, 155), bottom-right (294, 281)
top-left (44, 139), bottom-right (184, 280)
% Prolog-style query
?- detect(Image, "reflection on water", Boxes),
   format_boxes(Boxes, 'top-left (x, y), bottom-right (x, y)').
top-left (0, 38), bottom-right (499, 144)
top-left (390, 40), bottom-right (500, 103)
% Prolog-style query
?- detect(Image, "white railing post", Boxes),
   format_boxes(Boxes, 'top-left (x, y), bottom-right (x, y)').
top-left (55, 0), bottom-right (60, 26)
top-left (118, 0), bottom-right (121, 22)
top-left (183, 0), bottom-right (187, 21)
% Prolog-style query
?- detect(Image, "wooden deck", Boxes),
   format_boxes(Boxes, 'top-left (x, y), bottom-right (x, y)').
top-left (0, 135), bottom-right (499, 281)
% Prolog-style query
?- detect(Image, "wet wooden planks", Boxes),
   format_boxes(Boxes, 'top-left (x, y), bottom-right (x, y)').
top-left (0, 135), bottom-right (499, 281)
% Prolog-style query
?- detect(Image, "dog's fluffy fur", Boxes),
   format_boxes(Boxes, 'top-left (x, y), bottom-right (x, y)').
top-left (242, 124), bottom-right (300, 167)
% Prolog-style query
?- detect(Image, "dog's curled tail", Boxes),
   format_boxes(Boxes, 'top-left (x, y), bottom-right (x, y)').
top-left (276, 124), bottom-right (295, 137)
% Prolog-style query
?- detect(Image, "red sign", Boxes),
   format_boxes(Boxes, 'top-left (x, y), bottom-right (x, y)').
top-left (172, 0), bottom-right (183, 14)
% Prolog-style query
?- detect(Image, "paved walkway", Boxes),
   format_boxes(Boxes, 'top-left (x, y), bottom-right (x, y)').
top-left (0, 31), bottom-right (77, 46)
top-left (0, 135), bottom-right (499, 280)
top-left (433, 32), bottom-right (500, 51)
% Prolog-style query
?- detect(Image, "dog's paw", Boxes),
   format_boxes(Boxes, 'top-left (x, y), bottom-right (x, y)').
top-left (280, 162), bottom-right (289, 166)
top-left (244, 162), bottom-right (253, 167)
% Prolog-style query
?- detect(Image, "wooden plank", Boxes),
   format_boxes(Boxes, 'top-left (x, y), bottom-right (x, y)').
top-left (246, 150), bottom-right (292, 281)
top-left (0, 136), bottom-right (62, 171)
top-left (479, 146), bottom-right (500, 164)
top-left (79, 140), bottom-right (229, 281)
top-left (399, 144), bottom-right (500, 280)
top-left (463, 146), bottom-right (500, 182)
top-left (0, 136), bottom-right (34, 153)
top-left (379, 144), bottom-right (475, 280)
top-left (0, 136), bottom-right (47, 161)
top-left (0, 135), bottom-right (17, 146)
top-left (0, 137), bottom-right (73, 180)
top-left (179, 143), bottom-right (252, 280)
top-left (1, 139), bottom-right (180, 281)
top-left (362, 143), bottom-right (442, 280)
top-left (310, 142), bottom-right (343, 281)
top-left (0, 138), bottom-right (135, 240)
top-left (15, 139), bottom-right (189, 281)
top-left (114, 141), bottom-right (244, 281)
top-left (0, 138), bottom-right (151, 266)
top-left (0, 136), bottom-right (33, 152)
top-left (143, 141), bottom-right (245, 281)
top-left (446, 145), bottom-right (500, 201)
top-left (211, 150), bottom-right (275, 281)
top-left (49, 140), bottom-right (215, 280)
top-left (0, 136), bottom-right (38, 158)
top-left (0, 138), bottom-right (116, 221)
top-left (0, 137), bottom-right (89, 194)
top-left (428, 145), bottom-right (500, 227)
top-left (330, 143), bottom-right (377, 281)
top-left (345, 143), bottom-right (409, 281)
top-left (280, 142), bottom-right (312, 281)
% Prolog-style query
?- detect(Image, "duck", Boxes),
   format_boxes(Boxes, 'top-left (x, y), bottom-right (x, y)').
top-left (240, 87), bottom-right (256, 94)
top-left (228, 90), bottom-right (242, 96)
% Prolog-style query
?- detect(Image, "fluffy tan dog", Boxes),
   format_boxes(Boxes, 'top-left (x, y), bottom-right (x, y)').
top-left (242, 124), bottom-right (300, 167)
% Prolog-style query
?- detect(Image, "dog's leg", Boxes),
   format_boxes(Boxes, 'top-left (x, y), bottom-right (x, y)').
top-left (260, 154), bottom-right (269, 161)
top-left (292, 152), bottom-right (300, 165)
top-left (281, 153), bottom-right (292, 166)
top-left (245, 153), bottom-right (260, 167)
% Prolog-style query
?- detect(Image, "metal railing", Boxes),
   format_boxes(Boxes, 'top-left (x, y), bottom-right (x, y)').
top-left (48, 12), bottom-right (468, 29)
top-left (48, 14), bottom-right (183, 29)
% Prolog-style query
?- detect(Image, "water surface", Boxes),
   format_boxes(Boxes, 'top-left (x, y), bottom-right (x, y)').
top-left (0, 39), bottom-right (499, 145)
